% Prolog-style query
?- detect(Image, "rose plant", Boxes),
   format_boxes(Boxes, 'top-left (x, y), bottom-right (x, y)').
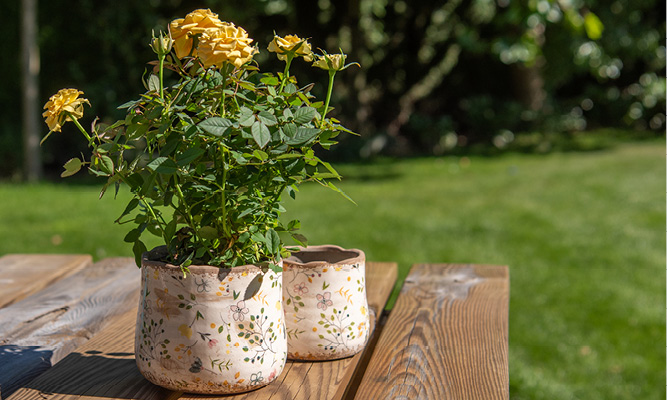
top-left (42, 8), bottom-right (358, 273)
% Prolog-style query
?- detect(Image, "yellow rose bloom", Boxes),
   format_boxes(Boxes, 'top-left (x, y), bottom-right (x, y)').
top-left (42, 88), bottom-right (89, 132)
top-left (197, 23), bottom-right (257, 69)
top-left (312, 53), bottom-right (346, 71)
top-left (267, 34), bottom-right (313, 62)
top-left (169, 9), bottom-right (224, 59)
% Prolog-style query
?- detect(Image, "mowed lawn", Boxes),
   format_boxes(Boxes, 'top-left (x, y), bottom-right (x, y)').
top-left (0, 139), bottom-right (663, 399)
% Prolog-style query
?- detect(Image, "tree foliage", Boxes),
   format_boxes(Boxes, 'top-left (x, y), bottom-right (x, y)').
top-left (1, 0), bottom-right (664, 177)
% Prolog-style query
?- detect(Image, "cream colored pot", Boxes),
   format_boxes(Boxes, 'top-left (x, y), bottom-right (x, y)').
top-left (283, 245), bottom-right (370, 360)
top-left (135, 248), bottom-right (287, 394)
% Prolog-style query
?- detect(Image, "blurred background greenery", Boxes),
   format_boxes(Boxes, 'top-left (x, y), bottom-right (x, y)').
top-left (0, 0), bottom-right (664, 177)
top-left (0, 1), bottom-right (664, 399)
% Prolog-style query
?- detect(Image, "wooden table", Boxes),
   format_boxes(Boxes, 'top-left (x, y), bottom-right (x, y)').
top-left (0, 254), bottom-right (509, 400)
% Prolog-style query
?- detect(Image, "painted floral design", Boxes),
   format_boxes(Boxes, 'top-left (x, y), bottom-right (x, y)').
top-left (231, 301), bottom-right (249, 321)
top-left (293, 282), bottom-right (308, 296)
top-left (316, 292), bottom-right (333, 311)
top-left (135, 262), bottom-right (287, 394)
top-left (283, 255), bottom-right (370, 360)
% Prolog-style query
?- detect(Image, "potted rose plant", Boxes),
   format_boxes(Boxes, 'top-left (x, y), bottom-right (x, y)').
top-left (42, 8), bottom-right (357, 394)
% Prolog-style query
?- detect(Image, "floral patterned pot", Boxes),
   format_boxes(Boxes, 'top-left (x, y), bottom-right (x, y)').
top-left (135, 247), bottom-right (287, 394)
top-left (283, 245), bottom-right (370, 360)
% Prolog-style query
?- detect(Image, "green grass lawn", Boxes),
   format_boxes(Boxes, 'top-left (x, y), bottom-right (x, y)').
top-left (0, 139), bottom-right (663, 399)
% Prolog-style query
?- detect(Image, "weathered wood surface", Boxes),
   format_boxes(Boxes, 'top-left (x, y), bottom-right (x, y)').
top-left (0, 258), bottom-right (140, 400)
top-left (0, 254), bottom-right (92, 309)
top-left (354, 264), bottom-right (509, 400)
top-left (7, 262), bottom-right (398, 400)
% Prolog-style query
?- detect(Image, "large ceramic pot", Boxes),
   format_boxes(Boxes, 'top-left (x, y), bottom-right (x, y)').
top-left (283, 245), bottom-right (370, 360)
top-left (135, 247), bottom-right (287, 394)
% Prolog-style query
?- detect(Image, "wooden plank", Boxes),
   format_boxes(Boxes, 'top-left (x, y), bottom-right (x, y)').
top-left (6, 262), bottom-right (398, 400)
top-left (0, 254), bottom-right (92, 309)
top-left (0, 257), bottom-right (140, 399)
top-left (7, 311), bottom-right (178, 400)
top-left (354, 264), bottom-right (510, 400)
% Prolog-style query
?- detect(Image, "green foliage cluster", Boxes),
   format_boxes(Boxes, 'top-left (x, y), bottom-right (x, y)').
top-left (41, 15), bottom-right (356, 269)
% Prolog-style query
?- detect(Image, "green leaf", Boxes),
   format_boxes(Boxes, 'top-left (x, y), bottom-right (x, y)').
top-left (281, 123), bottom-right (297, 139)
top-left (286, 127), bottom-right (319, 146)
top-left (260, 76), bottom-right (280, 86)
top-left (97, 155), bottom-right (114, 175)
top-left (147, 157), bottom-right (178, 175)
top-left (125, 122), bottom-right (149, 140)
top-left (265, 229), bottom-right (280, 255)
top-left (132, 240), bottom-right (147, 267)
top-left (269, 262), bottom-right (283, 273)
top-left (276, 153), bottom-right (302, 160)
top-left (326, 181), bottom-right (356, 204)
top-left (251, 121), bottom-right (271, 149)
top-left (124, 228), bottom-right (141, 243)
top-left (251, 232), bottom-right (267, 245)
top-left (253, 150), bottom-right (268, 162)
top-left (116, 198), bottom-right (139, 222)
top-left (257, 111), bottom-right (278, 127)
top-left (199, 117), bottom-right (233, 137)
top-left (148, 74), bottom-right (160, 92)
top-left (199, 226), bottom-right (218, 240)
top-left (176, 148), bottom-right (205, 166)
top-left (239, 113), bottom-right (255, 127)
top-left (291, 232), bottom-right (308, 247)
top-left (293, 107), bottom-right (317, 124)
top-left (164, 219), bottom-right (177, 243)
top-left (61, 158), bottom-right (82, 178)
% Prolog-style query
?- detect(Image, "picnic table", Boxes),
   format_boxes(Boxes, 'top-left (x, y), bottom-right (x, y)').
top-left (0, 254), bottom-right (509, 400)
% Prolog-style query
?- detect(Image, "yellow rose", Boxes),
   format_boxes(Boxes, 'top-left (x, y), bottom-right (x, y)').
top-left (42, 89), bottom-right (89, 132)
top-left (169, 9), bottom-right (224, 59)
top-left (312, 53), bottom-right (346, 71)
top-left (267, 34), bottom-right (313, 62)
top-left (197, 23), bottom-right (257, 69)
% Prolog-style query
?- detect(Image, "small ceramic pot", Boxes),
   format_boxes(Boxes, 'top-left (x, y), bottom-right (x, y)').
top-left (135, 247), bottom-right (287, 394)
top-left (283, 245), bottom-right (370, 360)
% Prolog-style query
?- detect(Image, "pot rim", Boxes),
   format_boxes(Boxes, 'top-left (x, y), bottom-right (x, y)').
top-left (141, 246), bottom-right (281, 274)
top-left (284, 244), bottom-right (365, 268)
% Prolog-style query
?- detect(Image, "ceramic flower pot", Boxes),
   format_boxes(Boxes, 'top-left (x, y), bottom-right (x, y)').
top-left (283, 245), bottom-right (370, 360)
top-left (135, 247), bottom-right (287, 394)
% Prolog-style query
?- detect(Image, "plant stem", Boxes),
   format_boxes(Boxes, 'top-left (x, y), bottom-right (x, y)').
top-left (158, 54), bottom-right (165, 100)
top-left (220, 64), bottom-right (229, 117)
top-left (278, 55), bottom-right (293, 94)
top-left (220, 147), bottom-right (230, 238)
top-left (68, 113), bottom-right (93, 144)
top-left (320, 70), bottom-right (336, 127)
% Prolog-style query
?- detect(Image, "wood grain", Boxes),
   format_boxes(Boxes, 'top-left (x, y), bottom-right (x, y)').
top-left (354, 264), bottom-right (509, 400)
top-left (6, 262), bottom-right (397, 400)
top-left (1, 257), bottom-right (140, 399)
top-left (0, 254), bottom-right (92, 309)
top-left (6, 311), bottom-right (178, 400)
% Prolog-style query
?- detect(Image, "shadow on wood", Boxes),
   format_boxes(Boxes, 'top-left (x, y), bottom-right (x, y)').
top-left (0, 345), bottom-right (53, 399)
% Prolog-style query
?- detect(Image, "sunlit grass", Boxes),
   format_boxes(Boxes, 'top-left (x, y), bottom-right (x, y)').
top-left (0, 138), bottom-right (663, 399)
